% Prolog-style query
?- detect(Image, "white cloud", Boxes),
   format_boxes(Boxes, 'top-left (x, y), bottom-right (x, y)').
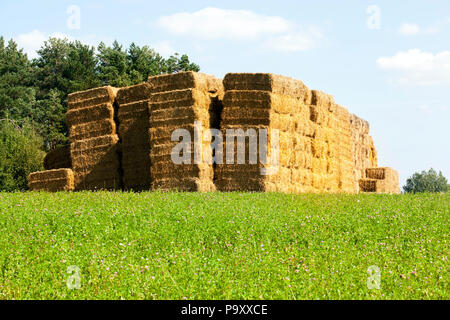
top-left (14, 30), bottom-right (110, 59)
top-left (398, 23), bottom-right (420, 36)
top-left (263, 27), bottom-right (322, 52)
top-left (153, 41), bottom-right (175, 57)
top-left (398, 18), bottom-right (450, 36)
top-left (156, 7), bottom-right (322, 52)
top-left (157, 7), bottom-right (291, 40)
top-left (15, 30), bottom-right (72, 59)
top-left (377, 49), bottom-right (450, 86)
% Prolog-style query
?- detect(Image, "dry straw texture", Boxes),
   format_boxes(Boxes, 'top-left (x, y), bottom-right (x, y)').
top-left (31, 72), bottom-right (398, 194)
top-left (350, 114), bottom-right (378, 192)
top-left (218, 73), bottom-right (316, 193)
top-left (28, 169), bottom-right (74, 192)
top-left (217, 73), bottom-right (398, 194)
top-left (70, 135), bottom-right (121, 191)
top-left (43, 145), bottom-right (71, 170)
top-left (362, 167), bottom-right (400, 194)
top-left (68, 86), bottom-right (121, 191)
top-left (148, 72), bottom-right (223, 192)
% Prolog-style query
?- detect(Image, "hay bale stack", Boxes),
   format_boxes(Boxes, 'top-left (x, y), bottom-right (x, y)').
top-left (43, 145), bottom-right (71, 170)
top-left (350, 114), bottom-right (378, 192)
top-left (28, 169), bottom-right (74, 192)
top-left (67, 86), bottom-right (122, 191)
top-left (216, 73), bottom-right (313, 193)
top-left (117, 83), bottom-right (152, 191)
top-left (359, 167), bottom-right (400, 194)
top-left (216, 73), bottom-right (387, 194)
top-left (148, 71), bottom-right (223, 192)
top-left (364, 167), bottom-right (400, 193)
top-left (358, 178), bottom-right (379, 193)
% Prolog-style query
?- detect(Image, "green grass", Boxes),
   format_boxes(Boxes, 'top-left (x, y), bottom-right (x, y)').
top-left (0, 192), bottom-right (448, 300)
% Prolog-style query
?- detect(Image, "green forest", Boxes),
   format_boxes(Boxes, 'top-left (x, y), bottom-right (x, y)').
top-left (0, 36), bottom-right (200, 190)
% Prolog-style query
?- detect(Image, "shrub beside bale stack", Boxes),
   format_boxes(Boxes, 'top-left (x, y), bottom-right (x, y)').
top-left (117, 83), bottom-right (152, 191)
top-left (67, 86), bottom-right (122, 191)
top-left (148, 71), bottom-right (223, 192)
top-left (28, 169), bottom-right (74, 192)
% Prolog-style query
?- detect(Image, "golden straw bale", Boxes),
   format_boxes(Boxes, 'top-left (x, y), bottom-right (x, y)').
top-left (69, 119), bottom-right (116, 142)
top-left (148, 71), bottom-right (222, 94)
top-left (223, 73), bottom-right (310, 103)
top-left (66, 103), bottom-right (114, 128)
top-left (68, 86), bottom-right (118, 110)
top-left (28, 169), bottom-right (74, 192)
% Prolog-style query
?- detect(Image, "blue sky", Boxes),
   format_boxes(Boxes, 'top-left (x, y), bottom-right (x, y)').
top-left (1, 0), bottom-right (449, 186)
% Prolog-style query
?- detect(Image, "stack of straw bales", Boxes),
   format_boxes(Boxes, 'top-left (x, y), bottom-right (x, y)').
top-left (350, 114), bottom-right (378, 192)
top-left (43, 145), bottom-right (71, 170)
top-left (67, 86), bottom-right (122, 191)
top-left (216, 73), bottom-right (314, 193)
top-left (28, 169), bottom-right (74, 192)
top-left (147, 71), bottom-right (223, 191)
top-left (309, 91), bottom-right (355, 193)
top-left (27, 70), bottom-right (399, 194)
top-left (117, 83), bottom-right (152, 191)
top-left (359, 167), bottom-right (400, 194)
top-left (216, 73), bottom-right (389, 194)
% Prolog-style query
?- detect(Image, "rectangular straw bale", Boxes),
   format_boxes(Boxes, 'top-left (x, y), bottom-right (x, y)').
top-left (359, 178), bottom-right (383, 193)
top-left (366, 167), bottom-right (389, 180)
top-left (215, 177), bottom-right (265, 192)
top-left (223, 73), bottom-right (311, 103)
top-left (66, 103), bottom-right (114, 127)
top-left (152, 177), bottom-right (215, 192)
top-left (311, 90), bottom-right (335, 107)
top-left (69, 119), bottom-right (116, 142)
top-left (148, 72), bottom-right (222, 94)
top-left (116, 83), bottom-right (152, 105)
top-left (28, 169), bottom-right (74, 192)
top-left (152, 163), bottom-right (213, 181)
top-left (70, 135), bottom-right (121, 190)
top-left (68, 86), bottom-right (118, 110)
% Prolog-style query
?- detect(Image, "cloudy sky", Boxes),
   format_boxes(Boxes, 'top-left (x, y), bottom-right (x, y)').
top-left (1, 0), bottom-right (449, 186)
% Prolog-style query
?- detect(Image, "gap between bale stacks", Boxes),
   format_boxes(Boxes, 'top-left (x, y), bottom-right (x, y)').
top-left (117, 83), bottom-right (153, 191)
top-left (43, 145), bottom-right (71, 170)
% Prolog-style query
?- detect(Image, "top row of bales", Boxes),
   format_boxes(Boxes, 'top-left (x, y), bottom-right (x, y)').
top-left (28, 71), bottom-right (398, 194)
